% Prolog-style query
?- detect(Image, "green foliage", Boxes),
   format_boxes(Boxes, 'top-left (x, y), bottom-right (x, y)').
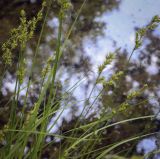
top-left (0, 1), bottom-right (160, 159)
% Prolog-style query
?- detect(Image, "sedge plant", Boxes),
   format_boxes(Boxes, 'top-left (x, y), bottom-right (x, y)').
top-left (0, 0), bottom-right (160, 159)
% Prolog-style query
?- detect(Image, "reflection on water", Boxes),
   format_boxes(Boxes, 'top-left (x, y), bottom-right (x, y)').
top-left (137, 137), bottom-right (157, 157)
top-left (0, 0), bottom-right (160, 157)
top-left (85, 0), bottom-right (160, 64)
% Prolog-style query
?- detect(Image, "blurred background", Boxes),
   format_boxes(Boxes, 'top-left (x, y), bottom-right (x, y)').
top-left (0, 0), bottom-right (160, 158)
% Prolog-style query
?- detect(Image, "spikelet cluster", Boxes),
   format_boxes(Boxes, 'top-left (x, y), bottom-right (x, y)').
top-left (17, 59), bottom-right (26, 84)
top-left (97, 71), bottom-right (123, 87)
top-left (1, 1), bottom-right (46, 65)
top-left (106, 71), bottom-right (123, 87)
top-left (58, 0), bottom-right (73, 19)
top-left (98, 53), bottom-right (115, 74)
top-left (127, 84), bottom-right (148, 100)
top-left (112, 84), bottom-right (149, 115)
top-left (135, 15), bottom-right (160, 49)
top-left (118, 102), bottom-right (130, 112)
top-left (96, 52), bottom-right (123, 88)
top-left (41, 55), bottom-right (55, 78)
top-left (58, 0), bottom-right (72, 11)
top-left (111, 102), bottom-right (130, 115)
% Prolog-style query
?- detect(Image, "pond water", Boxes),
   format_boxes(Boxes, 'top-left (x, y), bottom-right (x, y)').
top-left (1, 0), bottom-right (160, 158)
